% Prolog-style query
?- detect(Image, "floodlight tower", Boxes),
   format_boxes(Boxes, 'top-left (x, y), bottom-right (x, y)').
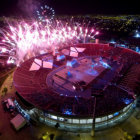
top-left (91, 90), bottom-right (103, 137)
top-left (91, 95), bottom-right (96, 137)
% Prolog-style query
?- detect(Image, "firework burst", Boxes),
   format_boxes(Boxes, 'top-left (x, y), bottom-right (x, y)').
top-left (0, 18), bottom-right (99, 65)
top-left (36, 5), bottom-right (55, 23)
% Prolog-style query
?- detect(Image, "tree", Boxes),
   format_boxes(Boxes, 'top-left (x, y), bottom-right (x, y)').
top-left (49, 134), bottom-right (55, 140)
top-left (2, 87), bottom-right (8, 95)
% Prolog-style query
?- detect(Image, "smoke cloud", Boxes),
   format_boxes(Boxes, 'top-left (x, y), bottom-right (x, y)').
top-left (17, 0), bottom-right (40, 17)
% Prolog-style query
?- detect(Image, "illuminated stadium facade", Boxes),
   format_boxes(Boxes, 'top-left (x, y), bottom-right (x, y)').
top-left (13, 43), bottom-right (140, 132)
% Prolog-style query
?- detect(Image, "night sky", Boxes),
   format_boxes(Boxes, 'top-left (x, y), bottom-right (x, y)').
top-left (0, 0), bottom-right (139, 16)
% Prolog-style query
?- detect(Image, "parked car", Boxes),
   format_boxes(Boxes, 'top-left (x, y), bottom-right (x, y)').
top-left (3, 98), bottom-right (15, 112)
top-left (1, 100), bottom-right (7, 111)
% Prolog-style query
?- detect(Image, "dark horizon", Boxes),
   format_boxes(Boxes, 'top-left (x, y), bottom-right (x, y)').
top-left (0, 0), bottom-right (139, 17)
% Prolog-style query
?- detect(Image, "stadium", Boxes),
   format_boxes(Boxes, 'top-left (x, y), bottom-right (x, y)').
top-left (13, 43), bottom-right (140, 132)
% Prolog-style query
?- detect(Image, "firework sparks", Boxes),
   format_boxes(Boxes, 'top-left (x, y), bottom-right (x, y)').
top-left (36, 5), bottom-right (55, 23)
top-left (0, 19), bottom-right (99, 65)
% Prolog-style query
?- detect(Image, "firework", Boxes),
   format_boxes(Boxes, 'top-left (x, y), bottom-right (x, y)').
top-left (0, 19), bottom-right (99, 65)
top-left (36, 5), bottom-right (55, 23)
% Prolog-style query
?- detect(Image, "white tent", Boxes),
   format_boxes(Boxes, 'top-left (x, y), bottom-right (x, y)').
top-left (29, 62), bottom-right (40, 71)
top-left (61, 49), bottom-right (70, 55)
top-left (70, 51), bottom-right (79, 57)
top-left (70, 47), bottom-right (86, 57)
top-left (34, 58), bottom-right (42, 66)
top-left (43, 61), bottom-right (53, 69)
top-left (70, 47), bottom-right (85, 52)
top-left (10, 114), bottom-right (27, 131)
